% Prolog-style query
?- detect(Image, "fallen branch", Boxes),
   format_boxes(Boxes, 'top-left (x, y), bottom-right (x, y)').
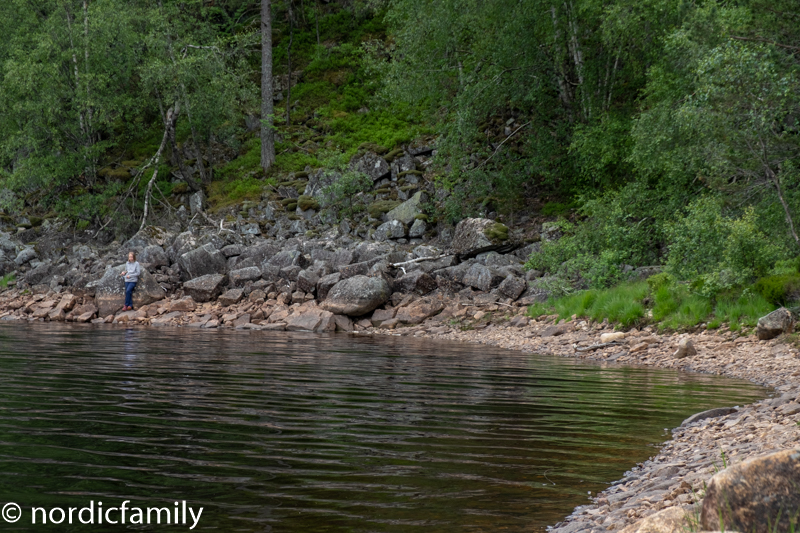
top-left (389, 254), bottom-right (451, 268)
top-left (574, 341), bottom-right (623, 353)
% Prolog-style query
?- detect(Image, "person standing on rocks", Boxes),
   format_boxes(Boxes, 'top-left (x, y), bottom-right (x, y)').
top-left (120, 251), bottom-right (141, 311)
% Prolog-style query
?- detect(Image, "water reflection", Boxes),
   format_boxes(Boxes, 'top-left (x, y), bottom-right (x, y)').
top-left (0, 324), bottom-right (767, 532)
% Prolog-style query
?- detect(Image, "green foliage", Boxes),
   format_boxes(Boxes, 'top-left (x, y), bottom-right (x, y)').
top-left (0, 273), bottom-right (16, 289)
top-left (297, 195), bottom-right (320, 211)
top-left (753, 274), bottom-right (800, 306)
top-left (540, 201), bottom-right (579, 217)
top-left (208, 177), bottom-right (273, 209)
top-left (715, 290), bottom-right (774, 331)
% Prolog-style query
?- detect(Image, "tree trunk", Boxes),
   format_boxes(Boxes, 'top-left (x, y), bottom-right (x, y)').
top-left (261, 0), bottom-right (276, 171)
top-left (141, 105), bottom-right (179, 232)
top-left (286, 0), bottom-right (294, 125)
top-left (767, 166), bottom-right (800, 247)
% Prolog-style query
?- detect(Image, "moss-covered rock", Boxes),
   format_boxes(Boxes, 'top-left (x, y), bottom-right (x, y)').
top-left (384, 149), bottom-right (404, 163)
top-left (172, 183), bottom-right (189, 195)
top-left (29, 217), bottom-right (44, 227)
top-left (414, 213), bottom-right (428, 221)
top-left (280, 198), bottom-right (296, 206)
top-left (285, 202), bottom-right (298, 212)
top-left (398, 170), bottom-right (423, 178)
top-left (367, 200), bottom-right (402, 219)
top-left (297, 195), bottom-right (320, 211)
top-left (484, 222), bottom-right (509, 242)
top-left (358, 142), bottom-right (389, 155)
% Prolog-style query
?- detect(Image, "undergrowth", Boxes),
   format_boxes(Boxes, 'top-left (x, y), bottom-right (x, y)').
top-left (528, 277), bottom-right (776, 332)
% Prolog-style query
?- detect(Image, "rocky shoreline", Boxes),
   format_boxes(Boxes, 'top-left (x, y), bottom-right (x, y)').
top-left (0, 217), bottom-right (798, 532)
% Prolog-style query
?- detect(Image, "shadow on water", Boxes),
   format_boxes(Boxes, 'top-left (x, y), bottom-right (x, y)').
top-left (0, 324), bottom-right (768, 532)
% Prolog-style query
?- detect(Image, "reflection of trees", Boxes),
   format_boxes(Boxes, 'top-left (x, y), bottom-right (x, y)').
top-left (0, 323), bottom-right (767, 532)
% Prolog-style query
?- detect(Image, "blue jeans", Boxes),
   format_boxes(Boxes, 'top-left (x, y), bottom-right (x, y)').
top-left (124, 282), bottom-right (137, 308)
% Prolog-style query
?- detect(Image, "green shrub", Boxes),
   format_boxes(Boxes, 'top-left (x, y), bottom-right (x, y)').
top-left (483, 222), bottom-right (509, 242)
top-left (0, 273), bottom-right (16, 288)
top-left (753, 273), bottom-right (800, 305)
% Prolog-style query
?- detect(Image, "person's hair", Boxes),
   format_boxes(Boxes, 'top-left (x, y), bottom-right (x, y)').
top-left (128, 251), bottom-right (136, 260)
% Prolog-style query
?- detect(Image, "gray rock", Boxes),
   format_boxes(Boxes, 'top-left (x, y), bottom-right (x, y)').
top-left (354, 152), bottom-right (390, 182)
top-left (757, 307), bottom-right (795, 340)
top-left (320, 275), bottom-right (391, 316)
top-left (229, 266), bottom-right (262, 285)
top-left (189, 190), bottom-right (205, 215)
top-left (168, 231), bottom-right (198, 263)
top-left (462, 263), bottom-right (504, 292)
top-left (297, 269), bottom-right (319, 294)
top-left (498, 275), bottom-right (526, 300)
top-left (178, 244), bottom-right (227, 281)
top-left (221, 244), bottom-right (243, 258)
top-left (268, 250), bottom-right (307, 269)
top-left (279, 265), bottom-right (302, 282)
top-left (316, 272), bottom-right (341, 301)
top-left (218, 288), bottom-right (244, 307)
top-left (140, 245), bottom-right (169, 268)
top-left (90, 264), bottom-right (165, 316)
top-left (413, 245), bottom-right (441, 259)
top-left (394, 270), bottom-right (437, 295)
top-left (260, 264), bottom-right (281, 283)
top-left (385, 191), bottom-right (427, 225)
top-left (408, 218), bottom-right (426, 238)
top-left (390, 153), bottom-right (416, 181)
top-left (24, 262), bottom-right (52, 285)
top-left (374, 220), bottom-right (406, 241)
top-left (239, 223), bottom-right (260, 235)
top-left (451, 217), bottom-right (508, 255)
top-left (182, 273), bottom-right (227, 302)
top-left (14, 248), bottom-right (36, 266)
top-left (525, 269), bottom-right (543, 281)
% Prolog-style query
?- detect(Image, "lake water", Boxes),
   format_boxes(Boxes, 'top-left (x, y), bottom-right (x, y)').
top-left (0, 324), bottom-right (767, 532)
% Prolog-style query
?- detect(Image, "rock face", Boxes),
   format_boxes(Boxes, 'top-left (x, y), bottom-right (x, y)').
top-left (385, 191), bottom-right (426, 225)
top-left (320, 275), bottom-right (391, 316)
top-left (182, 273), bottom-right (227, 302)
top-left (700, 448), bottom-right (800, 533)
top-left (91, 264), bottom-right (165, 316)
top-left (451, 218), bottom-right (510, 256)
top-left (757, 307), bottom-right (795, 340)
top-left (178, 244), bottom-right (227, 281)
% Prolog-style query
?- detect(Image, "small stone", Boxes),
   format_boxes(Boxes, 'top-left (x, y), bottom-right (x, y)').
top-left (601, 332), bottom-right (625, 343)
top-left (673, 338), bottom-right (696, 359)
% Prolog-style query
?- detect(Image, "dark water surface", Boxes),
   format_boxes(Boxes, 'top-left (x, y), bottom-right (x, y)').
top-left (0, 324), bottom-right (767, 532)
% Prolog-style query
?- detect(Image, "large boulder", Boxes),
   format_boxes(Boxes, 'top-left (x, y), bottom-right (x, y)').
top-left (14, 247), bottom-right (36, 266)
top-left (619, 506), bottom-right (689, 533)
top-left (229, 266), bottom-right (262, 285)
top-left (178, 244), bottom-right (227, 281)
top-left (450, 218), bottom-right (509, 255)
top-left (757, 307), bottom-right (795, 340)
top-left (498, 275), bottom-right (526, 300)
top-left (320, 275), bottom-right (391, 316)
top-left (90, 264), bottom-right (165, 316)
top-left (700, 448), bottom-right (800, 533)
top-left (353, 152), bottom-right (390, 182)
top-left (385, 191), bottom-right (427, 225)
top-left (182, 273), bottom-right (227, 302)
